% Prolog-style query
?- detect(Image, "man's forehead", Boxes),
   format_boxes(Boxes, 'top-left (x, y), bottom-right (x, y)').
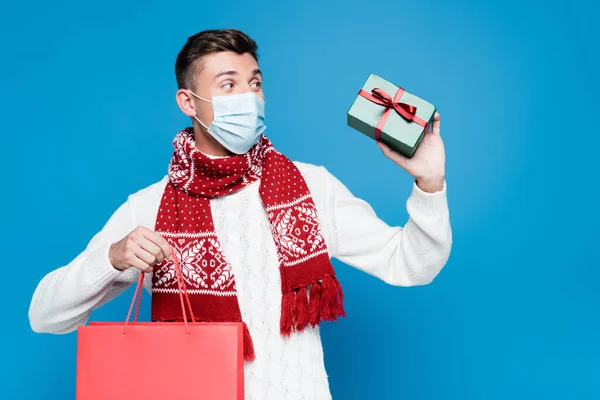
top-left (197, 52), bottom-right (259, 76)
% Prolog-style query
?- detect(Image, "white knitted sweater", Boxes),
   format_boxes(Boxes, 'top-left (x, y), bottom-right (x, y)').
top-left (29, 162), bottom-right (452, 400)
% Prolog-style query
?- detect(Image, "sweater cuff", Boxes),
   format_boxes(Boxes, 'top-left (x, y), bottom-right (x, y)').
top-left (85, 242), bottom-right (123, 289)
top-left (407, 180), bottom-right (449, 216)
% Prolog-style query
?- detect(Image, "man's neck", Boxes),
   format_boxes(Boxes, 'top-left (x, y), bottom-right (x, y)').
top-left (191, 121), bottom-right (232, 157)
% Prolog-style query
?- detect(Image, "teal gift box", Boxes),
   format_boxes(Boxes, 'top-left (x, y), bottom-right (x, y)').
top-left (347, 73), bottom-right (436, 158)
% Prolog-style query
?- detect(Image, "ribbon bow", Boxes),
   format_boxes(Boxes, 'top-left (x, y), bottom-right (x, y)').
top-left (358, 87), bottom-right (427, 141)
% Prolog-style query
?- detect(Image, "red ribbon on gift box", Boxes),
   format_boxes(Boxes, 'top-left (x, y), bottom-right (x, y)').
top-left (359, 87), bottom-right (427, 141)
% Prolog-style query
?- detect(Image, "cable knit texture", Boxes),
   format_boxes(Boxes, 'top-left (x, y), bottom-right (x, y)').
top-left (28, 162), bottom-right (452, 400)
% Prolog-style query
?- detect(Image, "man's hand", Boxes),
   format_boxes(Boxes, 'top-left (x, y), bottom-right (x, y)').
top-left (377, 112), bottom-right (445, 193)
top-left (108, 226), bottom-right (173, 272)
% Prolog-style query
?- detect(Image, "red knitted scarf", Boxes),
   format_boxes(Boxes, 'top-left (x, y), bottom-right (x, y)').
top-left (151, 127), bottom-right (345, 361)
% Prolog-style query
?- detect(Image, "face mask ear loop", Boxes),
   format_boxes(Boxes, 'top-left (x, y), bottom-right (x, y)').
top-left (194, 115), bottom-right (210, 130)
top-left (188, 90), bottom-right (212, 129)
top-left (188, 90), bottom-right (212, 103)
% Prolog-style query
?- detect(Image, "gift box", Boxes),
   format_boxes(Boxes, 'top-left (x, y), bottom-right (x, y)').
top-left (347, 73), bottom-right (436, 158)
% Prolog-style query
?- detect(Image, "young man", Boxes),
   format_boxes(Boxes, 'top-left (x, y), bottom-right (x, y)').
top-left (29, 29), bottom-right (452, 399)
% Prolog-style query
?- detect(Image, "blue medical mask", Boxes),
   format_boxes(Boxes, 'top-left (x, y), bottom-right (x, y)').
top-left (189, 91), bottom-right (266, 155)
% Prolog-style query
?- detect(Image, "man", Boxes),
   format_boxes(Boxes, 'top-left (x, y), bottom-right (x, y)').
top-left (29, 29), bottom-right (452, 399)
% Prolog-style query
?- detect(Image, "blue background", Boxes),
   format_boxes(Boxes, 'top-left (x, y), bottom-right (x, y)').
top-left (1, 0), bottom-right (599, 398)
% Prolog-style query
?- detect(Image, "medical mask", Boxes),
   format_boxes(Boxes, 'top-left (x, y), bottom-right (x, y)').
top-left (189, 91), bottom-right (266, 155)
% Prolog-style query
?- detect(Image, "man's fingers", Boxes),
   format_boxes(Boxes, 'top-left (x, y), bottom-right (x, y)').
top-left (138, 237), bottom-right (165, 264)
top-left (138, 227), bottom-right (173, 261)
top-left (129, 256), bottom-right (153, 273)
top-left (431, 112), bottom-right (440, 136)
top-left (134, 245), bottom-right (158, 266)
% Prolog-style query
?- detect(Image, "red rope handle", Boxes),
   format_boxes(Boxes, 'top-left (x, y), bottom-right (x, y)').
top-left (133, 273), bottom-right (144, 322)
top-left (123, 272), bottom-right (145, 335)
top-left (122, 245), bottom-right (196, 335)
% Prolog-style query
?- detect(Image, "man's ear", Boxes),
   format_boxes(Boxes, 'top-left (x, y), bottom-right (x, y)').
top-left (175, 89), bottom-right (197, 117)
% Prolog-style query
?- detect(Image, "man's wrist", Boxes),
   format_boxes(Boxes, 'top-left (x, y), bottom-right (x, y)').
top-left (415, 176), bottom-right (445, 193)
top-left (108, 242), bottom-right (124, 271)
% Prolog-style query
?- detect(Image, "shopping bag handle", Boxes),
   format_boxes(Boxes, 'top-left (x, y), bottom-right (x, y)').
top-left (122, 246), bottom-right (196, 335)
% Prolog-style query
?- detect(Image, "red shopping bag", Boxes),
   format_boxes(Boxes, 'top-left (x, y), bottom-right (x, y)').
top-left (76, 253), bottom-right (244, 399)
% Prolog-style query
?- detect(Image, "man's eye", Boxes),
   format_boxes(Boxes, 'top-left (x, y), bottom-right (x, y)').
top-left (222, 83), bottom-right (234, 90)
top-left (251, 81), bottom-right (262, 89)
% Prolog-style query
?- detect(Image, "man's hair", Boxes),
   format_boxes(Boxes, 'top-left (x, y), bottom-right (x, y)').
top-left (175, 29), bottom-right (259, 90)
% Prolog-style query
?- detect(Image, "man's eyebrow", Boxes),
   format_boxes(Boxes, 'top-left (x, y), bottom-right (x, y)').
top-left (252, 69), bottom-right (262, 77)
top-left (213, 70), bottom-right (238, 80)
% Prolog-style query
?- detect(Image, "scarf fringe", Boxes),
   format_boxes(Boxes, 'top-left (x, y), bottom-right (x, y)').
top-left (243, 322), bottom-right (256, 362)
top-left (296, 286), bottom-right (309, 332)
top-left (308, 283), bottom-right (321, 328)
top-left (320, 275), bottom-right (340, 321)
top-left (309, 280), bottom-right (322, 326)
top-left (280, 275), bottom-right (345, 336)
top-left (280, 289), bottom-right (295, 336)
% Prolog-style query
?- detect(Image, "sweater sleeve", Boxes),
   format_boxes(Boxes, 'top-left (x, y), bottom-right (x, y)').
top-left (327, 170), bottom-right (452, 286)
top-left (28, 197), bottom-right (142, 334)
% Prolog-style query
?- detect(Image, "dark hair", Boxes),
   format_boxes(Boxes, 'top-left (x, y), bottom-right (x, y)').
top-left (175, 29), bottom-right (259, 90)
